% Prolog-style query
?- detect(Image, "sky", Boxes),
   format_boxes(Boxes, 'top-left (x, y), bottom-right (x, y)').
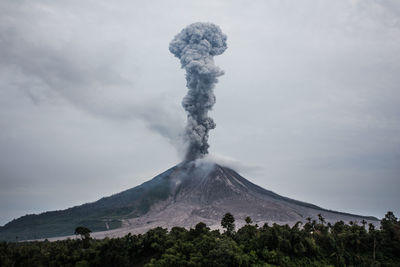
top-left (0, 0), bottom-right (399, 226)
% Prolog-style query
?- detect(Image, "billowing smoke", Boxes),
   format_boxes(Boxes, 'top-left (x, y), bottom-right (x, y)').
top-left (169, 22), bottom-right (227, 161)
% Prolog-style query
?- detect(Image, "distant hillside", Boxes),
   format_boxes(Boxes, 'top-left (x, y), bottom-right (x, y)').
top-left (0, 167), bottom-right (176, 241)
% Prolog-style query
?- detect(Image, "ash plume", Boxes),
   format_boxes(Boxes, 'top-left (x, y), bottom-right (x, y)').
top-left (169, 22), bottom-right (227, 161)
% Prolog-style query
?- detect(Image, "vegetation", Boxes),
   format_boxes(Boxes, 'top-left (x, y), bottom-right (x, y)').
top-left (1, 211), bottom-right (399, 267)
top-left (221, 212), bottom-right (235, 236)
top-left (74, 227), bottom-right (92, 249)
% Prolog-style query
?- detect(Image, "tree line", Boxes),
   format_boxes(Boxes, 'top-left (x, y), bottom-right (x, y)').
top-left (1, 211), bottom-right (399, 266)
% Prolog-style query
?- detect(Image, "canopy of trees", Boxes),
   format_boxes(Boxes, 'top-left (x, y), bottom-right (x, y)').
top-left (1, 212), bottom-right (399, 267)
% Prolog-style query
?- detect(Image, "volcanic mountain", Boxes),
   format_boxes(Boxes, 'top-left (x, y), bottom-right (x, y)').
top-left (0, 161), bottom-right (378, 241)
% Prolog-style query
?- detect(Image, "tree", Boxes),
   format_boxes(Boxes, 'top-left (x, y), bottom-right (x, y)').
top-left (245, 216), bottom-right (253, 225)
top-left (74, 226), bottom-right (92, 240)
top-left (3, 213), bottom-right (400, 266)
top-left (75, 226), bottom-right (92, 248)
top-left (221, 213), bottom-right (235, 236)
top-left (192, 222), bottom-right (209, 237)
top-left (381, 211), bottom-right (398, 230)
top-left (318, 213), bottom-right (325, 225)
top-left (380, 211), bottom-right (400, 257)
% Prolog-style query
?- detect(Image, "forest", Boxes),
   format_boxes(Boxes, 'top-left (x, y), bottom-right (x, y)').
top-left (0, 211), bottom-right (399, 267)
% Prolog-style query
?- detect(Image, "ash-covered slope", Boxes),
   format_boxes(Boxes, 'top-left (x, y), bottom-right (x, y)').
top-left (0, 162), bottom-right (378, 241)
top-left (118, 162), bottom-right (378, 234)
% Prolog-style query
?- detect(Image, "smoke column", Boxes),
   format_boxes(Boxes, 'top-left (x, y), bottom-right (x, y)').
top-left (169, 22), bottom-right (227, 161)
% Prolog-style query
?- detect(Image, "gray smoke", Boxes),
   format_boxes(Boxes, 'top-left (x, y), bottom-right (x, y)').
top-left (169, 22), bottom-right (227, 161)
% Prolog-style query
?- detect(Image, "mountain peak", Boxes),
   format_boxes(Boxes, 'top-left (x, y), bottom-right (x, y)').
top-left (0, 162), bottom-right (379, 241)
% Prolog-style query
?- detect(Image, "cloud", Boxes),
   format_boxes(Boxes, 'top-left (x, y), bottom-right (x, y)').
top-left (199, 154), bottom-right (264, 176)
top-left (0, 0), bottom-right (185, 152)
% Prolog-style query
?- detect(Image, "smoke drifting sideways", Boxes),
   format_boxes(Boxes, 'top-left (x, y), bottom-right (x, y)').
top-left (169, 22), bottom-right (227, 162)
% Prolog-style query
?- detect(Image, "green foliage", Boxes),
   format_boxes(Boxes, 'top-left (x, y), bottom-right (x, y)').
top-left (0, 211), bottom-right (399, 267)
top-left (74, 226), bottom-right (92, 249)
top-left (74, 227), bottom-right (91, 238)
top-left (221, 212), bottom-right (235, 236)
top-left (245, 216), bottom-right (253, 225)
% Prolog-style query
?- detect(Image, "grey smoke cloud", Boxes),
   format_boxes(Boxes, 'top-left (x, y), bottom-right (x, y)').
top-left (169, 22), bottom-right (227, 161)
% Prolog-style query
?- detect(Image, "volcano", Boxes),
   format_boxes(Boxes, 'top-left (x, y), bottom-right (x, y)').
top-left (0, 161), bottom-right (378, 241)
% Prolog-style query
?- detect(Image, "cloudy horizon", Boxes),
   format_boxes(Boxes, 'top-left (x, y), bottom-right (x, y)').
top-left (1, 0), bottom-right (399, 226)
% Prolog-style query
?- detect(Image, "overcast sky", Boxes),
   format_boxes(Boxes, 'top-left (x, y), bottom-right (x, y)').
top-left (1, 0), bottom-right (399, 226)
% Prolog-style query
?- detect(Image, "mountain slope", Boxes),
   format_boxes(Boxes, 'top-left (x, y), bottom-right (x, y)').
top-left (0, 162), bottom-right (378, 241)
top-left (0, 166), bottom-right (176, 241)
